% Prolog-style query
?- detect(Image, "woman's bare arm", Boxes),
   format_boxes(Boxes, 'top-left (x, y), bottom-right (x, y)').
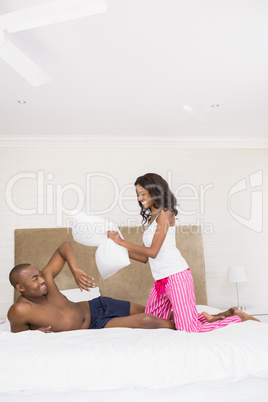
top-left (108, 211), bottom-right (173, 259)
top-left (128, 250), bottom-right (148, 263)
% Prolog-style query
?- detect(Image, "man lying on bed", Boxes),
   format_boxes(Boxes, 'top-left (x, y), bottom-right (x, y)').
top-left (8, 242), bottom-right (255, 333)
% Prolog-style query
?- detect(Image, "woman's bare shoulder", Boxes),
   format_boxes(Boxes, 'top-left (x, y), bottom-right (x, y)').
top-left (158, 209), bottom-right (175, 225)
top-left (159, 209), bottom-right (174, 219)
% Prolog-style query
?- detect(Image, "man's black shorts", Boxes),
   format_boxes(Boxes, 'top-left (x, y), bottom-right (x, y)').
top-left (88, 296), bottom-right (131, 329)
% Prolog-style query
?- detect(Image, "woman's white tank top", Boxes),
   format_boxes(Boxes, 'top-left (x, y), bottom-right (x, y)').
top-left (143, 220), bottom-right (189, 281)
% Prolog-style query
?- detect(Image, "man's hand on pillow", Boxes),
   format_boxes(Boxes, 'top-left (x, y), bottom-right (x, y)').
top-left (107, 231), bottom-right (123, 245)
top-left (73, 269), bottom-right (95, 292)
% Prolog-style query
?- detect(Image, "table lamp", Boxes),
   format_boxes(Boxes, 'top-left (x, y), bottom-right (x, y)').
top-left (227, 266), bottom-right (248, 310)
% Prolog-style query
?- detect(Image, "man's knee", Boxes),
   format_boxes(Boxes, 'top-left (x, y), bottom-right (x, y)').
top-left (142, 313), bottom-right (176, 330)
top-left (139, 313), bottom-right (162, 329)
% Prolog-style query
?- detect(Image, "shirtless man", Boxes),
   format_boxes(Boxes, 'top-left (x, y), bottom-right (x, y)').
top-left (8, 242), bottom-right (177, 333)
top-left (8, 242), bottom-right (259, 333)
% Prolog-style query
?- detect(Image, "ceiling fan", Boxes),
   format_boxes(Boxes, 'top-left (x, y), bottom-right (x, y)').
top-left (0, 0), bottom-right (107, 86)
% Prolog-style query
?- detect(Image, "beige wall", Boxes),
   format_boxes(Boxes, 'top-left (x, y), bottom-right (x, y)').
top-left (1, 143), bottom-right (267, 319)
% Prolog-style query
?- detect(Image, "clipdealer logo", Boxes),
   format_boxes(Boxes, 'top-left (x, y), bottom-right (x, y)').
top-left (227, 170), bottom-right (263, 233)
top-left (5, 170), bottom-right (215, 232)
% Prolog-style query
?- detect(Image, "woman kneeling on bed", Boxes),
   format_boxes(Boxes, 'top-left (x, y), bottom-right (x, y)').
top-left (108, 173), bottom-right (260, 332)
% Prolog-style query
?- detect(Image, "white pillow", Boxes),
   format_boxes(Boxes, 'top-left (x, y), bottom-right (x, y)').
top-left (67, 211), bottom-right (130, 279)
top-left (0, 318), bottom-right (11, 332)
top-left (67, 210), bottom-right (110, 247)
top-left (60, 287), bottom-right (101, 302)
top-left (95, 237), bottom-right (130, 279)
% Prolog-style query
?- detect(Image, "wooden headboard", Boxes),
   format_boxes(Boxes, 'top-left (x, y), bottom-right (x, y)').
top-left (14, 226), bottom-right (208, 306)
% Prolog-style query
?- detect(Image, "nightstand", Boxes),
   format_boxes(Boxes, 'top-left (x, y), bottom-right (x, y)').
top-left (245, 308), bottom-right (268, 323)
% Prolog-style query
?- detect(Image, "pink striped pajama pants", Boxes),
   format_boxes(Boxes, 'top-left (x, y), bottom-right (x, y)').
top-left (145, 268), bottom-right (241, 332)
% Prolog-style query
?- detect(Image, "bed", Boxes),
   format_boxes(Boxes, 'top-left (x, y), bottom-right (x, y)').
top-left (0, 226), bottom-right (268, 402)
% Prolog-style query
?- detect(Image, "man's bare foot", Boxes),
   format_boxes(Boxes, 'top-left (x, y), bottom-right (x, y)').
top-left (214, 307), bottom-right (236, 318)
top-left (234, 310), bottom-right (261, 322)
top-left (202, 312), bottom-right (225, 323)
top-left (207, 307), bottom-right (237, 321)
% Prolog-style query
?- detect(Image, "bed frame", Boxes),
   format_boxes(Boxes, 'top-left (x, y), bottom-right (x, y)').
top-left (14, 225), bottom-right (207, 306)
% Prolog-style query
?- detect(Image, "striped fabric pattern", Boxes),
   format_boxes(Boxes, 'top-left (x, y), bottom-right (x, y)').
top-left (145, 269), bottom-right (241, 332)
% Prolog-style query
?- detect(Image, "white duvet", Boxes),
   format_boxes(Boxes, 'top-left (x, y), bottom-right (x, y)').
top-left (1, 320), bottom-right (268, 393)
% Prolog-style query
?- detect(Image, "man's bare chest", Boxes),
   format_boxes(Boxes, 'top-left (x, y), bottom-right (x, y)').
top-left (27, 298), bottom-right (86, 331)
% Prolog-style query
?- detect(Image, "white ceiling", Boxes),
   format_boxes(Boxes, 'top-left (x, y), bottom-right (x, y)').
top-left (0, 0), bottom-right (268, 145)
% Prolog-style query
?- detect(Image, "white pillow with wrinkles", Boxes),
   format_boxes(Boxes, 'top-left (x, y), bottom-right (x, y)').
top-left (95, 235), bottom-right (130, 279)
top-left (68, 211), bottom-right (108, 247)
top-left (60, 287), bottom-right (101, 302)
top-left (68, 211), bottom-right (130, 279)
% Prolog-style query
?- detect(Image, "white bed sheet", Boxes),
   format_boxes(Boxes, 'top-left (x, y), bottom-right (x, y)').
top-left (1, 377), bottom-right (268, 402)
top-left (1, 319), bottom-right (268, 394)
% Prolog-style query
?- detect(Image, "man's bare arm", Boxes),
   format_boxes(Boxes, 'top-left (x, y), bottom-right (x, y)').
top-left (7, 303), bottom-right (31, 333)
top-left (42, 242), bottom-right (95, 291)
top-left (8, 304), bottom-right (53, 333)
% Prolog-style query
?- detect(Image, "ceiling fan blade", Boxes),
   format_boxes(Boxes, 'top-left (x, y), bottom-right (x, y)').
top-left (0, 0), bottom-right (107, 33)
top-left (0, 39), bottom-right (51, 86)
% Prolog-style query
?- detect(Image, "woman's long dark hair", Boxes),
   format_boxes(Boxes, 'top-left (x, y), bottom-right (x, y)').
top-left (134, 173), bottom-right (178, 226)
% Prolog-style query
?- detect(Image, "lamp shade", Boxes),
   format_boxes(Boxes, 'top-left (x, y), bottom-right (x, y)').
top-left (227, 266), bottom-right (248, 283)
